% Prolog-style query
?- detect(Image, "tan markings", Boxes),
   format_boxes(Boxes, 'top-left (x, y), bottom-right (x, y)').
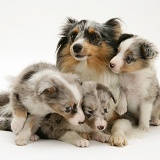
top-left (108, 111), bottom-right (120, 123)
top-left (13, 107), bottom-right (27, 118)
top-left (50, 103), bottom-right (75, 119)
top-left (85, 42), bottom-right (114, 72)
top-left (121, 49), bottom-right (148, 73)
top-left (58, 41), bottom-right (115, 74)
top-left (88, 27), bottom-right (95, 33)
top-left (72, 27), bottom-right (79, 33)
top-left (58, 44), bottom-right (78, 73)
top-left (79, 132), bottom-right (91, 140)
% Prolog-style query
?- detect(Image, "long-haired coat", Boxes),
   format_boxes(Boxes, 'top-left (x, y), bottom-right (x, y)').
top-left (56, 17), bottom-right (127, 115)
top-left (108, 34), bottom-right (159, 146)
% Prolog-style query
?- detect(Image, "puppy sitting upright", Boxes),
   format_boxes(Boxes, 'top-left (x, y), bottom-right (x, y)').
top-left (9, 62), bottom-right (85, 145)
top-left (36, 81), bottom-right (116, 147)
top-left (109, 34), bottom-right (159, 131)
top-left (56, 17), bottom-right (127, 116)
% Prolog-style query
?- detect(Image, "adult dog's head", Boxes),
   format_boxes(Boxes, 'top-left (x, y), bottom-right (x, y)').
top-left (56, 18), bottom-right (122, 73)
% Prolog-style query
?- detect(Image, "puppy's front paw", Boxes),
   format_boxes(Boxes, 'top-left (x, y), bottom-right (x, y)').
top-left (92, 132), bottom-right (110, 143)
top-left (138, 123), bottom-right (149, 132)
top-left (116, 105), bottom-right (127, 116)
top-left (150, 118), bottom-right (160, 126)
top-left (109, 134), bottom-right (127, 147)
top-left (15, 137), bottom-right (28, 146)
top-left (75, 139), bottom-right (89, 147)
top-left (11, 119), bottom-right (25, 134)
top-left (30, 134), bottom-right (39, 141)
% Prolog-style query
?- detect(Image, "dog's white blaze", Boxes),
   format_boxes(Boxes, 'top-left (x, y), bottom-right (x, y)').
top-left (53, 74), bottom-right (81, 102)
top-left (110, 38), bottom-right (135, 73)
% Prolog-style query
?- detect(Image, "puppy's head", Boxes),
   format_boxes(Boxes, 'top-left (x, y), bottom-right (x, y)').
top-left (82, 81), bottom-right (116, 131)
top-left (36, 71), bottom-right (85, 126)
top-left (56, 18), bottom-right (122, 72)
top-left (109, 34), bottom-right (159, 73)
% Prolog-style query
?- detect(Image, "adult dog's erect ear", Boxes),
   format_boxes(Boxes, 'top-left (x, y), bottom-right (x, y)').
top-left (105, 18), bottom-right (122, 40)
top-left (140, 41), bottom-right (158, 59)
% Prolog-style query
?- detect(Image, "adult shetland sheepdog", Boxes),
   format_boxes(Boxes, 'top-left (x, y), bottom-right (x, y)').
top-left (56, 18), bottom-right (127, 115)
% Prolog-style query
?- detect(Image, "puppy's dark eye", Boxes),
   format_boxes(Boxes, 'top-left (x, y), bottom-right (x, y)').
top-left (101, 100), bottom-right (106, 104)
top-left (86, 110), bottom-right (93, 118)
top-left (104, 108), bottom-right (108, 113)
top-left (125, 56), bottom-right (134, 64)
top-left (70, 32), bottom-right (77, 41)
top-left (65, 106), bottom-right (72, 113)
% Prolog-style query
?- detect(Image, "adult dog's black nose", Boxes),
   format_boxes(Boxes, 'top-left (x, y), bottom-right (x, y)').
top-left (73, 44), bottom-right (83, 53)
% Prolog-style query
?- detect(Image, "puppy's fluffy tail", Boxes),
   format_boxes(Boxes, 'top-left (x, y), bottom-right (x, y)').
top-left (0, 92), bottom-right (12, 117)
top-left (0, 117), bottom-right (12, 131)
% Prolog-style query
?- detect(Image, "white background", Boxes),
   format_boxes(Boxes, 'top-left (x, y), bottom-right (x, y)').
top-left (0, 0), bottom-right (160, 160)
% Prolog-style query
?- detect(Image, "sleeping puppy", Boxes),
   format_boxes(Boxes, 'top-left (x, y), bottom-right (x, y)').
top-left (35, 81), bottom-right (116, 147)
top-left (0, 62), bottom-right (85, 146)
top-left (108, 34), bottom-right (159, 146)
top-left (56, 17), bottom-right (127, 116)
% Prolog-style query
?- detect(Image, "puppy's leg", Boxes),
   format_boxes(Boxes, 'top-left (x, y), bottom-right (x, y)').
top-left (10, 93), bottom-right (28, 134)
top-left (59, 131), bottom-right (89, 147)
top-left (109, 119), bottom-right (132, 147)
top-left (151, 98), bottom-right (160, 126)
top-left (91, 131), bottom-right (110, 143)
top-left (15, 115), bottom-right (42, 146)
top-left (139, 102), bottom-right (152, 131)
top-left (116, 90), bottom-right (127, 115)
top-left (11, 107), bottom-right (27, 134)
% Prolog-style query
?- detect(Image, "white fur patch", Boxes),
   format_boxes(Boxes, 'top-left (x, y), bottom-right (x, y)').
top-left (68, 107), bottom-right (85, 126)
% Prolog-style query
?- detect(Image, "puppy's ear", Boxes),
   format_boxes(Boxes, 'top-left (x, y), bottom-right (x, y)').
top-left (73, 74), bottom-right (83, 86)
top-left (38, 81), bottom-right (58, 98)
top-left (105, 18), bottom-right (122, 40)
top-left (140, 41), bottom-right (158, 59)
top-left (96, 83), bottom-right (117, 104)
top-left (107, 90), bottom-right (117, 104)
top-left (118, 33), bottom-right (134, 45)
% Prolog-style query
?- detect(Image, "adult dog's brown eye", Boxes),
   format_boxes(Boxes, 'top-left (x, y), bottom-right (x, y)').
top-left (70, 32), bottom-right (77, 41)
top-left (90, 33), bottom-right (97, 40)
top-left (65, 106), bottom-right (72, 113)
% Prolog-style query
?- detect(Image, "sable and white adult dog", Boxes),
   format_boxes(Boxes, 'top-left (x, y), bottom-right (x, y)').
top-left (0, 62), bottom-right (85, 146)
top-left (56, 17), bottom-right (127, 115)
top-left (108, 34), bottom-right (159, 146)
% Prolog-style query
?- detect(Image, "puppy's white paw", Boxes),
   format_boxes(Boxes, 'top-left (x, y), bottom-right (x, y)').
top-left (30, 134), bottom-right (39, 141)
top-left (109, 134), bottom-right (127, 147)
top-left (116, 105), bottom-right (127, 115)
top-left (92, 132), bottom-right (110, 143)
top-left (138, 124), bottom-right (149, 132)
top-left (11, 120), bottom-right (24, 134)
top-left (150, 118), bottom-right (160, 126)
top-left (15, 137), bottom-right (28, 146)
top-left (75, 139), bottom-right (89, 147)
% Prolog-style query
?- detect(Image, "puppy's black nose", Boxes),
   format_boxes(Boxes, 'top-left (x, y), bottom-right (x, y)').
top-left (78, 120), bottom-right (85, 125)
top-left (110, 62), bottom-right (115, 68)
top-left (97, 125), bottom-right (104, 130)
top-left (73, 44), bottom-right (83, 53)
